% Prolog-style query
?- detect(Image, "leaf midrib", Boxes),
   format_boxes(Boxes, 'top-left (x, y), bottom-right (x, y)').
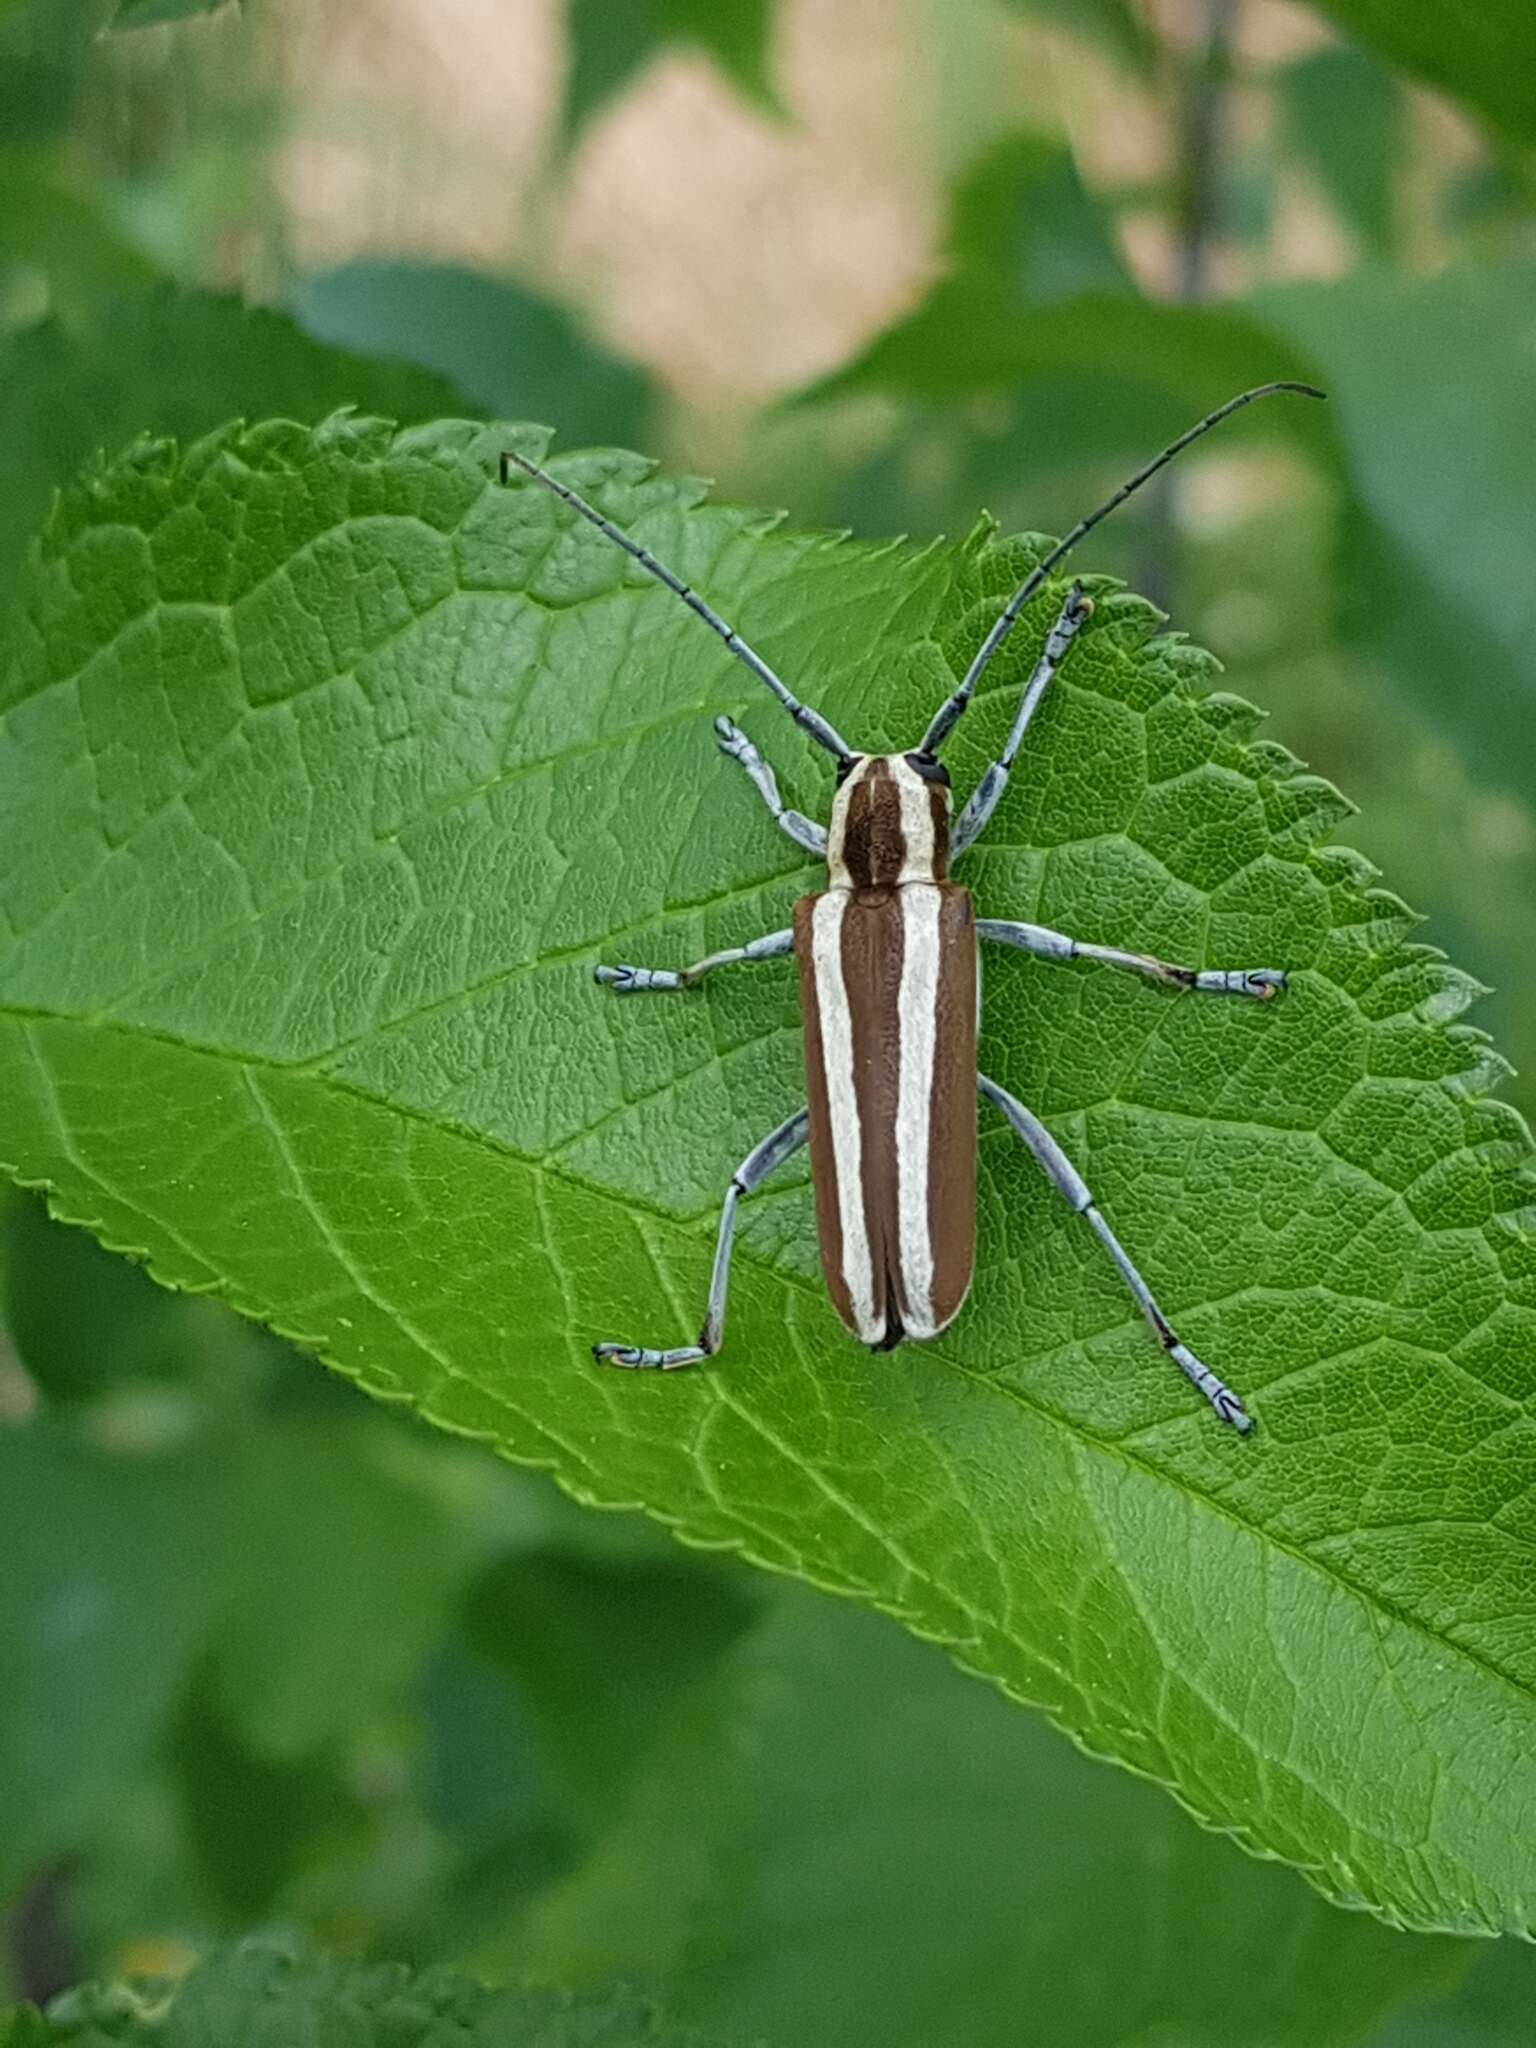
top-left (5, 991), bottom-right (1533, 1739)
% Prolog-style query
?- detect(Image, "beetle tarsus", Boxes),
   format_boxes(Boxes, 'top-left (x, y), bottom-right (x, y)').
top-left (1166, 1339), bottom-right (1254, 1433)
top-left (593, 1340), bottom-right (708, 1370)
top-left (594, 963), bottom-right (677, 994)
top-left (1193, 966), bottom-right (1287, 1000)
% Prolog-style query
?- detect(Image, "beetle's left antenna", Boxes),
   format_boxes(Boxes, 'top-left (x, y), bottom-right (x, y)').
top-left (500, 450), bottom-right (852, 763)
top-left (921, 380), bottom-right (1325, 754)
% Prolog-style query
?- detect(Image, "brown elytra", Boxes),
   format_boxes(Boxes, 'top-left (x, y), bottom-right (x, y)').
top-left (794, 754), bottom-right (976, 1349)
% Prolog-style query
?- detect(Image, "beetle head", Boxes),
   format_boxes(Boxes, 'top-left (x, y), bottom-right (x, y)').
top-left (827, 754), bottom-right (951, 891)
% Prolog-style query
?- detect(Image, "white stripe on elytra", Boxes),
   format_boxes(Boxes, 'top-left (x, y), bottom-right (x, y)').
top-left (896, 883), bottom-right (940, 1335)
top-left (811, 890), bottom-right (878, 1340)
top-left (890, 755), bottom-right (936, 884)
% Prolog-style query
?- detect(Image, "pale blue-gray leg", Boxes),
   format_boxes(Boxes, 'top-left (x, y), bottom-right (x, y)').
top-left (595, 1106), bottom-right (810, 1369)
top-left (977, 919), bottom-right (1285, 1001)
top-left (947, 584), bottom-right (1093, 857)
top-left (978, 1073), bottom-right (1252, 1432)
top-left (596, 926), bottom-right (794, 994)
top-left (713, 716), bottom-right (827, 858)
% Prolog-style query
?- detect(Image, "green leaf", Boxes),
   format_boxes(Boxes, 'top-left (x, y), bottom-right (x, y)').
top-left (1279, 47), bottom-right (1405, 253)
top-left (109, 0), bottom-right (238, 27)
top-left (465, 1549), bottom-right (759, 1831)
top-left (0, 289), bottom-right (471, 640)
top-left (293, 263), bottom-right (653, 451)
top-left (800, 143), bottom-right (1334, 508)
top-left (0, 168), bottom-right (157, 314)
top-left (1304, 0), bottom-right (1536, 150)
top-left (0, 2013), bottom-right (50, 2048)
top-left (818, 276), bottom-right (1325, 420)
top-left (0, 1421), bottom-right (220, 1894)
top-left (1370, 1936), bottom-right (1536, 2045)
top-left (209, 1421), bottom-right (474, 1759)
top-left (817, 290), bottom-right (1333, 547)
top-left (1, 416), bottom-right (1533, 1935)
top-left (808, 138), bottom-right (1134, 404)
top-left (997, 0), bottom-right (1152, 69)
top-left (941, 132), bottom-right (1129, 307)
top-left (170, 1678), bottom-right (362, 1924)
top-left (0, 4), bottom-right (106, 145)
top-left (1255, 263), bottom-right (1536, 796)
top-left (562, 0), bottom-right (779, 149)
top-left (3, 1944), bottom-right (732, 2045)
top-left (2, 1192), bottom-right (211, 1399)
top-left (502, 1581), bottom-right (1469, 2048)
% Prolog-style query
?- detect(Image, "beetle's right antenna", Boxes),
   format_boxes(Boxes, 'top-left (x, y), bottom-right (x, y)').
top-left (921, 381), bottom-right (1325, 754)
top-left (500, 450), bottom-right (853, 763)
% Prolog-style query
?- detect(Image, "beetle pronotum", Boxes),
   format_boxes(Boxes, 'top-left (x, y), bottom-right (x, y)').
top-left (501, 381), bottom-right (1322, 1432)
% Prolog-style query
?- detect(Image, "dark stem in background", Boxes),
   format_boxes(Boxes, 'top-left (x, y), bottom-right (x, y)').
top-left (1136, 0), bottom-right (1237, 612)
top-left (8, 1861), bottom-right (83, 2008)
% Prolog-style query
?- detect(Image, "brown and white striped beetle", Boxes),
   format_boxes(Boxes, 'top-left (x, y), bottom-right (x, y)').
top-left (501, 382), bottom-right (1321, 1432)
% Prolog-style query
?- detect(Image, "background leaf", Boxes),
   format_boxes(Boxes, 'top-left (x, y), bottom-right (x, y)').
top-left (495, 1582), bottom-right (1469, 2048)
top-left (0, 170), bottom-right (156, 320)
top-left (1255, 263), bottom-right (1536, 797)
top-left (2, 1193), bottom-right (207, 1401)
top-left (562, 0), bottom-right (779, 150)
top-left (997, 0), bottom-right (1152, 73)
top-left (2, 1944), bottom-right (733, 2045)
top-left (293, 263), bottom-right (653, 452)
top-left (1278, 47), bottom-right (1405, 255)
top-left (800, 139), bottom-right (1336, 529)
top-left (109, 0), bottom-right (238, 28)
top-left (0, 1200), bottom-right (546, 1985)
top-left (0, 1424), bottom-right (220, 1896)
top-left (0, 290), bottom-right (470, 643)
top-left (208, 1423), bottom-right (474, 1760)
top-left (1303, 1), bottom-right (1536, 149)
top-left (1372, 1940), bottom-right (1536, 2046)
top-left (1, 416), bottom-right (1532, 1939)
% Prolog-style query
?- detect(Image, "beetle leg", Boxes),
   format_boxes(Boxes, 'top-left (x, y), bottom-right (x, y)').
top-left (595, 926), bottom-right (794, 995)
top-left (977, 1073), bottom-right (1253, 1432)
top-left (977, 920), bottom-right (1286, 1001)
top-left (947, 585), bottom-right (1093, 855)
top-left (594, 1107), bottom-right (810, 1369)
top-left (713, 716), bottom-right (828, 857)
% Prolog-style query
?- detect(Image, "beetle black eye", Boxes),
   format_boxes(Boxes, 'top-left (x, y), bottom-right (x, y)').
top-left (835, 753), bottom-right (863, 786)
top-left (905, 750), bottom-right (951, 787)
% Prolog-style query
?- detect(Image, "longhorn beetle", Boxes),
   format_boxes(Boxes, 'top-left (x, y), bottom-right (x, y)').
top-left (500, 381), bottom-right (1322, 1432)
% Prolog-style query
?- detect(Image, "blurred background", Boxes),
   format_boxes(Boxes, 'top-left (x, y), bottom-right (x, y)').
top-left (2, 0), bottom-right (1534, 2041)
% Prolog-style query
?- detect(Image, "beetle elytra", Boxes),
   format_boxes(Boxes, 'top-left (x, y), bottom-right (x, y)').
top-left (500, 381), bottom-right (1322, 1432)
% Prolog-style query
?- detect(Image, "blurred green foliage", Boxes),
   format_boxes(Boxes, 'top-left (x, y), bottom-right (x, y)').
top-left (0, 1944), bottom-right (735, 2044)
top-left (1306, 1), bottom-right (1536, 149)
top-left (2, 0), bottom-right (1535, 2040)
top-left (294, 263), bottom-right (653, 446)
top-left (562, 0), bottom-right (779, 149)
top-left (109, 1), bottom-right (239, 29)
